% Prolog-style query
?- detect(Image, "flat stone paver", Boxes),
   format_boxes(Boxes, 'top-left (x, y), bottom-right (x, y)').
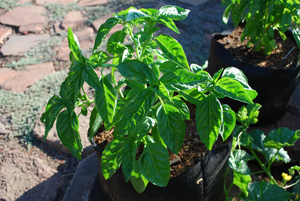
top-left (0, 26), bottom-right (12, 44)
top-left (61, 11), bottom-right (87, 30)
top-left (179, 0), bottom-right (209, 6)
top-left (0, 150), bottom-right (58, 201)
top-left (0, 6), bottom-right (48, 33)
top-left (35, 0), bottom-right (78, 5)
top-left (77, 0), bottom-right (108, 7)
top-left (0, 34), bottom-right (50, 56)
top-left (0, 62), bottom-right (55, 93)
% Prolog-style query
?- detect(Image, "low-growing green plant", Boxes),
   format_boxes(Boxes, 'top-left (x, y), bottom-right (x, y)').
top-left (222, 0), bottom-right (300, 55)
top-left (224, 104), bottom-right (300, 200)
top-left (41, 5), bottom-right (258, 193)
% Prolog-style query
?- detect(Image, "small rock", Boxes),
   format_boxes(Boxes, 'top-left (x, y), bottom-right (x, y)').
top-left (0, 27), bottom-right (12, 44)
top-left (0, 6), bottom-right (48, 33)
top-left (78, 0), bottom-right (108, 6)
top-left (0, 62), bottom-right (55, 93)
top-left (179, 0), bottom-right (209, 6)
top-left (0, 150), bottom-right (57, 201)
top-left (61, 11), bottom-right (87, 30)
top-left (63, 153), bottom-right (99, 201)
top-left (1, 34), bottom-right (50, 56)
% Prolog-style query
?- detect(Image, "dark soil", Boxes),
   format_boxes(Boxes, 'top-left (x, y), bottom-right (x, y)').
top-left (93, 103), bottom-right (228, 178)
top-left (218, 26), bottom-right (299, 69)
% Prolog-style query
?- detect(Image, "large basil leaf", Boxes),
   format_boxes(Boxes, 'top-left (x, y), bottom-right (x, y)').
top-left (40, 95), bottom-right (64, 141)
top-left (215, 77), bottom-right (254, 104)
top-left (158, 60), bottom-right (181, 73)
top-left (179, 88), bottom-right (205, 105)
top-left (160, 69), bottom-right (209, 91)
top-left (88, 106), bottom-right (102, 140)
top-left (60, 62), bottom-right (84, 112)
top-left (121, 138), bottom-right (137, 182)
top-left (101, 139), bottom-right (123, 180)
top-left (56, 110), bottom-right (82, 160)
top-left (89, 51), bottom-right (111, 67)
top-left (68, 27), bottom-right (83, 62)
top-left (171, 96), bottom-right (190, 120)
top-left (140, 136), bottom-right (170, 187)
top-left (221, 67), bottom-right (257, 100)
top-left (158, 5), bottom-right (190, 20)
top-left (196, 94), bottom-right (222, 150)
top-left (221, 104), bottom-right (236, 141)
top-left (130, 160), bottom-right (149, 193)
top-left (242, 181), bottom-right (292, 201)
top-left (107, 30), bottom-right (127, 54)
top-left (93, 17), bottom-right (119, 53)
top-left (126, 8), bottom-right (151, 21)
top-left (117, 60), bottom-right (149, 84)
top-left (95, 76), bottom-right (117, 128)
top-left (264, 128), bottom-right (300, 149)
top-left (157, 16), bottom-right (179, 33)
top-left (153, 81), bottom-right (171, 101)
top-left (157, 103), bottom-right (185, 154)
top-left (82, 64), bottom-right (101, 91)
top-left (131, 117), bottom-right (156, 139)
top-left (156, 34), bottom-right (189, 70)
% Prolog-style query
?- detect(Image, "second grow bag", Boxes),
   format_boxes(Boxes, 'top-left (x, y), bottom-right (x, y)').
top-left (207, 31), bottom-right (300, 126)
top-left (90, 135), bottom-right (232, 201)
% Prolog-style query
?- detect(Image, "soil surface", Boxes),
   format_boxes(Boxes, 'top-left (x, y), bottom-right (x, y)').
top-left (218, 26), bottom-right (300, 69)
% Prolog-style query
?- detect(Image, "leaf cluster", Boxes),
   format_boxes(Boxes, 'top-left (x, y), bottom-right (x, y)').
top-left (41, 5), bottom-right (257, 193)
top-left (222, 0), bottom-right (300, 55)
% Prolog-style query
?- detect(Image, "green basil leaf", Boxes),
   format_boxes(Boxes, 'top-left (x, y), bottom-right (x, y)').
top-left (221, 104), bottom-right (236, 141)
top-left (242, 181), bottom-right (292, 201)
top-left (153, 81), bottom-right (171, 101)
top-left (95, 76), bottom-right (117, 128)
top-left (157, 16), bottom-right (179, 33)
top-left (221, 67), bottom-right (258, 100)
top-left (130, 159), bottom-right (149, 193)
top-left (293, 28), bottom-right (300, 50)
top-left (171, 96), bottom-right (190, 120)
top-left (233, 171), bottom-right (252, 197)
top-left (179, 88), bottom-right (205, 105)
top-left (68, 27), bottom-right (83, 62)
top-left (264, 128), bottom-right (299, 149)
top-left (56, 110), bottom-right (82, 160)
top-left (59, 62), bottom-right (84, 112)
top-left (158, 5), bottom-right (190, 20)
top-left (93, 17), bottom-right (119, 53)
top-left (160, 69), bottom-right (209, 91)
top-left (212, 68), bottom-right (223, 82)
top-left (107, 30), bottom-right (127, 54)
top-left (89, 51), bottom-right (111, 67)
top-left (222, 3), bottom-right (233, 24)
top-left (82, 64), bottom-right (101, 91)
top-left (121, 138), bottom-right (137, 182)
top-left (115, 7), bottom-right (136, 21)
top-left (126, 8), bottom-right (150, 21)
top-left (159, 61), bottom-right (181, 73)
top-left (117, 60), bottom-right (149, 84)
top-left (151, 123), bottom-right (167, 147)
top-left (131, 117), bottom-right (156, 139)
top-left (40, 95), bottom-right (64, 141)
top-left (88, 106), bottom-right (102, 140)
top-left (157, 103), bottom-right (185, 154)
top-left (140, 138), bottom-right (170, 187)
top-left (101, 139), bottom-right (123, 179)
top-left (215, 77), bottom-right (254, 104)
top-left (196, 94), bottom-right (222, 150)
top-left (156, 34), bottom-right (189, 70)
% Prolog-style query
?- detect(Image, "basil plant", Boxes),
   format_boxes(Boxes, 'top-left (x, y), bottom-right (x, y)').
top-left (222, 0), bottom-right (300, 55)
top-left (41, 5), bottom-right (257, 193)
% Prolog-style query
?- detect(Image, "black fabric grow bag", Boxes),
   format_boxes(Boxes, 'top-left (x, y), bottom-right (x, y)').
top-left (207, 31), bottom-right (300, 126)
top-left (90, 135), bottom-right (232, 201)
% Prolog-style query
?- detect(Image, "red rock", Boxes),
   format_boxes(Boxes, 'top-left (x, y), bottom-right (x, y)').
top-left (35, 0), bottom-right (78, 5)
top-left (0, 6), bottom-right (48, 33)
top-left (61, 11), bottom-right (87, 30)
top-left (179, 0), bottom-right (209, 6)
top-left (0, 62), bottom-right (55, 93)
top-left (18, 0), bottom-right (30, 3)
top-left (0, 27), bottom-right (12, 44)
top-left (1, 34), bottom-right (50, 56)
top-left (78, 0), bottom-right (108, 6)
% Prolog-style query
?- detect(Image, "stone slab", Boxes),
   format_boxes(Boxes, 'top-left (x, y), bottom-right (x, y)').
top-left (61, 11), bottom-right (87, 30)
top-left (0, 150), bottom-right (57, 201)
top-left (0, 62), bottom-right (55, 93)
top-left (78, 0), bottom-right (108, 7)
top-left (63, 153), bottom-right (99, 201)
top-left (288, 81), bottom-right (300, 116)
top-left (179, 0), bottom-right (209, 6)
top-left (33, 106), bottom-right (95, 158)
top-left (35, 0), bottom-right (78, 4)
top-left (0, 34), bottom-right (50, 56)
top-left (0, 6), bottom-right (48, 33)
top-left (0, 26), bottom-right (12, 44)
